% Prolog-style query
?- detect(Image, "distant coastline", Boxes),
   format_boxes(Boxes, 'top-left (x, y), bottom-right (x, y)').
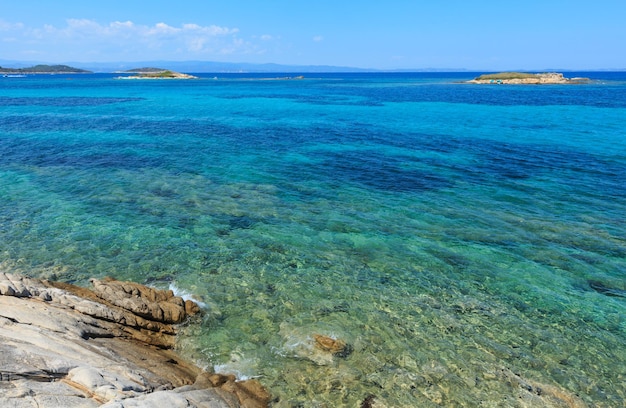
top-left (0, 64), bottom-right (91, 74)
top-left (1, 59), bottom-right (625, 74)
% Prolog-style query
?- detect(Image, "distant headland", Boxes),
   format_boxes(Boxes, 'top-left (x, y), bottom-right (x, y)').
top-left (116, 67), bottom-right (197, 79)
top-left (0, 64), bottom-right (91, 74)
top-left (467, 72), bottom-right (590, 84)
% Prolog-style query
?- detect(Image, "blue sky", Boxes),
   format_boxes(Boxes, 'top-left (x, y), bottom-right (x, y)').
top-left (2, 0), bottom-right (625, 70)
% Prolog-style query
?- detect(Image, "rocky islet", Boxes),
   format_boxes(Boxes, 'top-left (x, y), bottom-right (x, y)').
top-left (467, 72), bottom-right (590, 84)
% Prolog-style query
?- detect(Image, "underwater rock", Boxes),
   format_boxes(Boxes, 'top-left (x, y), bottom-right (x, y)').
top-left (588, 280), bottom-right (626, 298)
top-left (314, 334), bottom-right (354, 359)
top-left (279, 323), bottom-right (354, 365)
top-left (492, 367), bottom-right (587, 408)
top-left (314, 334), bottom-right (347, 354)
top-left (360, 394), bottom-right (377, 408)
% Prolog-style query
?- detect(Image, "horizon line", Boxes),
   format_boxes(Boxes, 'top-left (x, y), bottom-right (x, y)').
top-left (1, 59), bottom-right (625, 73)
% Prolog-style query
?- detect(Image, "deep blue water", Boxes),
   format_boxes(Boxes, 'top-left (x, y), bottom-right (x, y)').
top-left (1, 72), bottom-right (625, 406)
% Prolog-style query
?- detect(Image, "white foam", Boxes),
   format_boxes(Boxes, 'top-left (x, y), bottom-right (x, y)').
top-left (213, 364), bottom-right (253, 381)
top-left (213, 352), bottom-right (260, 381)
top-left (169, 282), bottom-right (207, 309)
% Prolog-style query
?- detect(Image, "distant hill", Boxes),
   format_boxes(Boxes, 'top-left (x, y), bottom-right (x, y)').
top-left (123, 67), bottom-right (169, 73)
top-left (89, 61), bottom-right (373, 73)
top-left (0, 64), bottom-right (91, 74)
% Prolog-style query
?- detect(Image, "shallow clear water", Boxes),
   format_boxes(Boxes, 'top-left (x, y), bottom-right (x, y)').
top-left (1, 72), bottom-right (625, 406)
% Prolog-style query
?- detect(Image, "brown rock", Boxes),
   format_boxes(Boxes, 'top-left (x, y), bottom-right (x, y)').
top-left (191, 373), bottom-right (272, 407)
top-left (90, 278), bottom-right (193, 324)
top-left (203, 373), bottom-right (237, 387)
top-left (314, 334), bottom-right (347, 354)
top-left (185, 298), bottom-right (202, 316)
top-left (221, 378), bottom-right (272, 408)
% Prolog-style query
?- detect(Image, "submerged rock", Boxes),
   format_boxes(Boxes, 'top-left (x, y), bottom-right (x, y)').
top-left (279, 323), bottom-right (354, 366)
top-left (314, 334), bottom-right (346, 353)
top-left (314, 334), bottom-right (353, 358)
top-left (588, 280), bottom-right (626, 298)
top-left (0, 272), bottom-right (271, 407)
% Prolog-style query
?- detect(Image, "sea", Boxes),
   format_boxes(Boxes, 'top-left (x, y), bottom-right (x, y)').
top-left (1, 71), bottom-right (625, 407)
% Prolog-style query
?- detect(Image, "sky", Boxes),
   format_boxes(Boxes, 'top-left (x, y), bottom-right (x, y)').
top-left (1, 0), bottom-right (625, 70)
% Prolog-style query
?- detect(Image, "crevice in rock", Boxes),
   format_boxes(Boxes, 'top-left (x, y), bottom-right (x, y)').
top-left (1, 370), bottom-right (67, 382)
top-left (1, 315), bottom-right (20, 324)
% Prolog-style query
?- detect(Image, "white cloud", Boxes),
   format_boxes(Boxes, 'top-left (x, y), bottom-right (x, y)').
top-left (0, 20), bottom-right (24, 43)
top-left (67, 18), bottom-right (100, 30)
top-left (312, 35), bottom-right (323, 42)
top-left (1, 18), bottom-right (245, 60)
top-left (111, 21), bottom-right (134, 29)
top-left (149, 22), bottom-right (180, 35)
top-left (188, 37), bottom-right (206, 52)
top-left (0, 19), bottom-right (24, 31)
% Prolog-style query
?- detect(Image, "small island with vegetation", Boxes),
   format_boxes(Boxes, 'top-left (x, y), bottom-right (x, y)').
top-left (117, 67), bottom-right (197, 80)
top-left (1, 64), bottom-right (91, 75)
top-left (467, 72), bottom-right (590, 84)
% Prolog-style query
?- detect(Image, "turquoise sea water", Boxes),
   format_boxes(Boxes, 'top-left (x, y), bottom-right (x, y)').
top-left (1, 72), bottom-right (625, 406)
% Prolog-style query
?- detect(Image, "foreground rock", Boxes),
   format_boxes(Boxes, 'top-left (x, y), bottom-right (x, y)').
top-left (0, 272), bottom-right (270, 408)
top-left (467, 72), bottom-right (590, 84)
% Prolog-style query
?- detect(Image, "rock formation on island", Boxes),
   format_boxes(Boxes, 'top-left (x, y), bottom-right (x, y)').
top-left (117, 68), bottom-right (197, 79)
top-left (467, 72), bottom-right (590, 84)
top-left (0, 272), bottom-right (271, 408)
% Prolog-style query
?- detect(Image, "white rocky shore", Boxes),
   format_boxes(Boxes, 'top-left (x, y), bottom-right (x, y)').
top-left (0, 272), bottom-right (271, 408)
